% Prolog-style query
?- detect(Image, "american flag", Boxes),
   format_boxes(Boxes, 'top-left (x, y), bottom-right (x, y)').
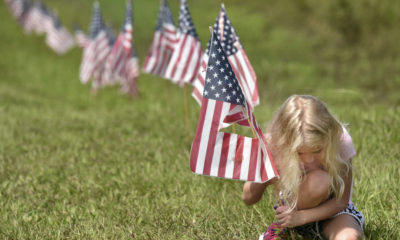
top-left (103, 0), bottom-right (134, 86)
top-left (91, 24), bottom-right (115, 91)
top-left (142, 0), bottom-right (178, 78)
top-left (79, 2), bottom-right (105, 84)
top-left (192, 4), bottom-right (259, 110)
top-left (190, 31), bottom-right (278, 183)
top-left (24, 1), bottom-right (53, 35)
top-left (163, 0), bottom-right (202, 86)
top-left (45, 14), bottom-right (75, 55)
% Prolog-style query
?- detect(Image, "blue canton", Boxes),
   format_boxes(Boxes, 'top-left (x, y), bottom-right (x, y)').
top-left (178, 0), bottom-right (198, 40)
top-left (203, 31), bottom-right (245, 105)
top-left (204, 5), bottom-right (242, 57)
top-left (155, 0), bottom-right (175, 31)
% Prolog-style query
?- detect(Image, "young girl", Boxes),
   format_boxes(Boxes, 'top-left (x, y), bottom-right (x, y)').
top-left (242, 95), bottom-right (364, 240)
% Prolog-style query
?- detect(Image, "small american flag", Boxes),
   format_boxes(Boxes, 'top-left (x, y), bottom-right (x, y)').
top-left (45, 14), bottom-right (75, 55)
top-left (192, 4), bottom-right (259, 110)
top-left (190, 30), bottom-right (278, 183)
top-left (103, 0), bottom-right (134, 86)
top-left (142, 0), bottom-right (178, 78)
top-left (79, 2), bottom-right (105, 84)
top-left (164, 0), bottom-right (202, 86)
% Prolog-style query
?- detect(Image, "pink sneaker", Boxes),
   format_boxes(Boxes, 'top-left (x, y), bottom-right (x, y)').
top-left (261, 222), bottom-right (287, 240)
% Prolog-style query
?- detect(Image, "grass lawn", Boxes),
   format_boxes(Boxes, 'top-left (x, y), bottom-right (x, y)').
top-left (0, 0), bottom-right (399, 239)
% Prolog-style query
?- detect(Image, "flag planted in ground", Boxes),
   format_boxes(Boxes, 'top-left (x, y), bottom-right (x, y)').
top-left (190, 30), bottom-right (278, 183)
top-left (142, 0), bottom-right (178, 78)
top-left (79, 2), bottom-right (106, 84)
top-left (192, 4), bottom-right (259, 110)
top-left (164, 0), bottom-right (202, 86)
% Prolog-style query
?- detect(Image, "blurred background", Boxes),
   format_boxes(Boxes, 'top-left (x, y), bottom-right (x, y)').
top-left (1, 0), bottom-right (399, 239)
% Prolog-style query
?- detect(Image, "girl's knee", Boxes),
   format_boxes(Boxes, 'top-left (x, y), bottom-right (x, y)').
top-left (298, 169), bottom-right (330, 209)
top-left (333, 229), bottom-right (362, 240)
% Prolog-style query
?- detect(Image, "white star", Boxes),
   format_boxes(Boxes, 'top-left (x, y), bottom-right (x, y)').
top-left (211, 53), bottom-right (216, 58)
top-left (228, 83), bottom-right (233, 88)
top-left (215, 92), bottom-right (220, 98)
top-left (206, 78), bottom-right (211, 83)
top-left (236, 98), bottom-right (240, 103)
top-left (233, 90), bottom-right (236, 95)
top-left (216, 60), bottom-right (220, 65)
top-left (213, 73), bottom-right (218, 78)
top-left (219, 68), bottom-right (225, 73)
top-left (217, 48), bottom-right (222, 52)
top-left (213, 40), bottom-right (217, 45)
top-left (226, 95), bottom-right (231, 100)
top-left (208, 65), bottom-right (214, 70)
top-left (218, 80), bottom-right (222, 85)
top-left (222, 88), bottom-right (227, 93)
top-left (222, 56), bottom-right (225, 60)
top-left (204, 90), bottom-right (208, 96)
top-left (224, 75), bottom-right (228, 80)
top-left (211, 85), bottom-right (215, 90)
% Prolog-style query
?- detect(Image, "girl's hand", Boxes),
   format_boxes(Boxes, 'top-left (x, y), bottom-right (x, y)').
top-left (275, 206), bottom-right (305, 228)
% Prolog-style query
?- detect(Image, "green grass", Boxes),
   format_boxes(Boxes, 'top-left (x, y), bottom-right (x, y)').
top-left (1, 0), bottom-right (399, 239)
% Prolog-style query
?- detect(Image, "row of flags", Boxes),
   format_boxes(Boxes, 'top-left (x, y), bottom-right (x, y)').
top-left (78, 1), bottom-right (138, 96)
top-left (5, 0), bottom-right (75, 54)
top-left (5, 0), bottom-right (279, 183)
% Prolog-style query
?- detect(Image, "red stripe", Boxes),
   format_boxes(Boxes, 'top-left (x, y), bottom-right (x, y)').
top-left (170, 35), bottom-right (188, 79)
top-left (190, 98), bottom-right (209, 172)
top-left (260, 151), bottom-right (268, 182)
top-left (218, 133), bottom-right (231, 178)
top-left (179, 37), bottom-right (196, 84)
top-left (203, 101), bottom-right (223, 175)
top-left (149, 33), bottom-right (162, 73)
top-left (192, 88), bottom-right (202, 104)
top-left (247, 138), bottom-right (259, 181)
top-left (233, 135), bottom-right (244, 179)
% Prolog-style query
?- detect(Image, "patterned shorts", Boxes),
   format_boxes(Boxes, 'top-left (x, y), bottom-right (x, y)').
top-left (292, 204), bottom-right (364, 239)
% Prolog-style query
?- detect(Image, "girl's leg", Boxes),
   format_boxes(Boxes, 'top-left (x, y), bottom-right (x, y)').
top-left (297, 169), bottom-right (331, 210)
top-left (321, 214), bottom-right (363, 240)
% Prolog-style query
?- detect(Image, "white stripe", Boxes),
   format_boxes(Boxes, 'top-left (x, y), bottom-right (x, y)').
top-left (195, 99), bottom-right (216, 174)
top-left (235, 52), bottom-right (256, 94)
top-left (224, 134), bottom-right (238, 179)
top-left (239, 137), bottom-right (252, 180)
top-left (209, 132), bottom-right (223, 177)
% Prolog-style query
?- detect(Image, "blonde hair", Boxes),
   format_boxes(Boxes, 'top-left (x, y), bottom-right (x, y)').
top-left (267, 95), bottom-right (350, 211)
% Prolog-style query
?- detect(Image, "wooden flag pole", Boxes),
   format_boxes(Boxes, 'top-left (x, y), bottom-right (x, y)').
top-left (184, 83), bottom-right (190, 142)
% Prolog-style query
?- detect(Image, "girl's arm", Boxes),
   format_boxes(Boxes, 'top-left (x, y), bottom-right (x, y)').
top-left (242, 179), bottom-right (276, 205)
top-left (276, 165), bottom-right (353, 227)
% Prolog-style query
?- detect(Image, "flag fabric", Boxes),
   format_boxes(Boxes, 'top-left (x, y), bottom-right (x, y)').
top-left (190, 31), bottom-right (278, 183)
top-left (192, 4), bottom-right (259, 109)
top-left (91, 24), bottom-right (115, 91)
top-left (79, 2), bottom-right (105, 84)
top-left (121, 50), bottom-right (139, 96)
top-left (74, 24), bottom-right (89, 48)
top-left (103, 0), bottom-right (134, 86)
top-left (142, 0), bottom-right (178, 78)
top-left (163, 0), bottom-right (202, 86)
top-left (45, 14), bottom-right (75, 55)
top-left (25, 2), bottom-right (53, 35)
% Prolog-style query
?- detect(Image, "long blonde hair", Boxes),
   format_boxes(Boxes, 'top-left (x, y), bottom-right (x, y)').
top-left (267, 95), bottom-right (350, 210)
